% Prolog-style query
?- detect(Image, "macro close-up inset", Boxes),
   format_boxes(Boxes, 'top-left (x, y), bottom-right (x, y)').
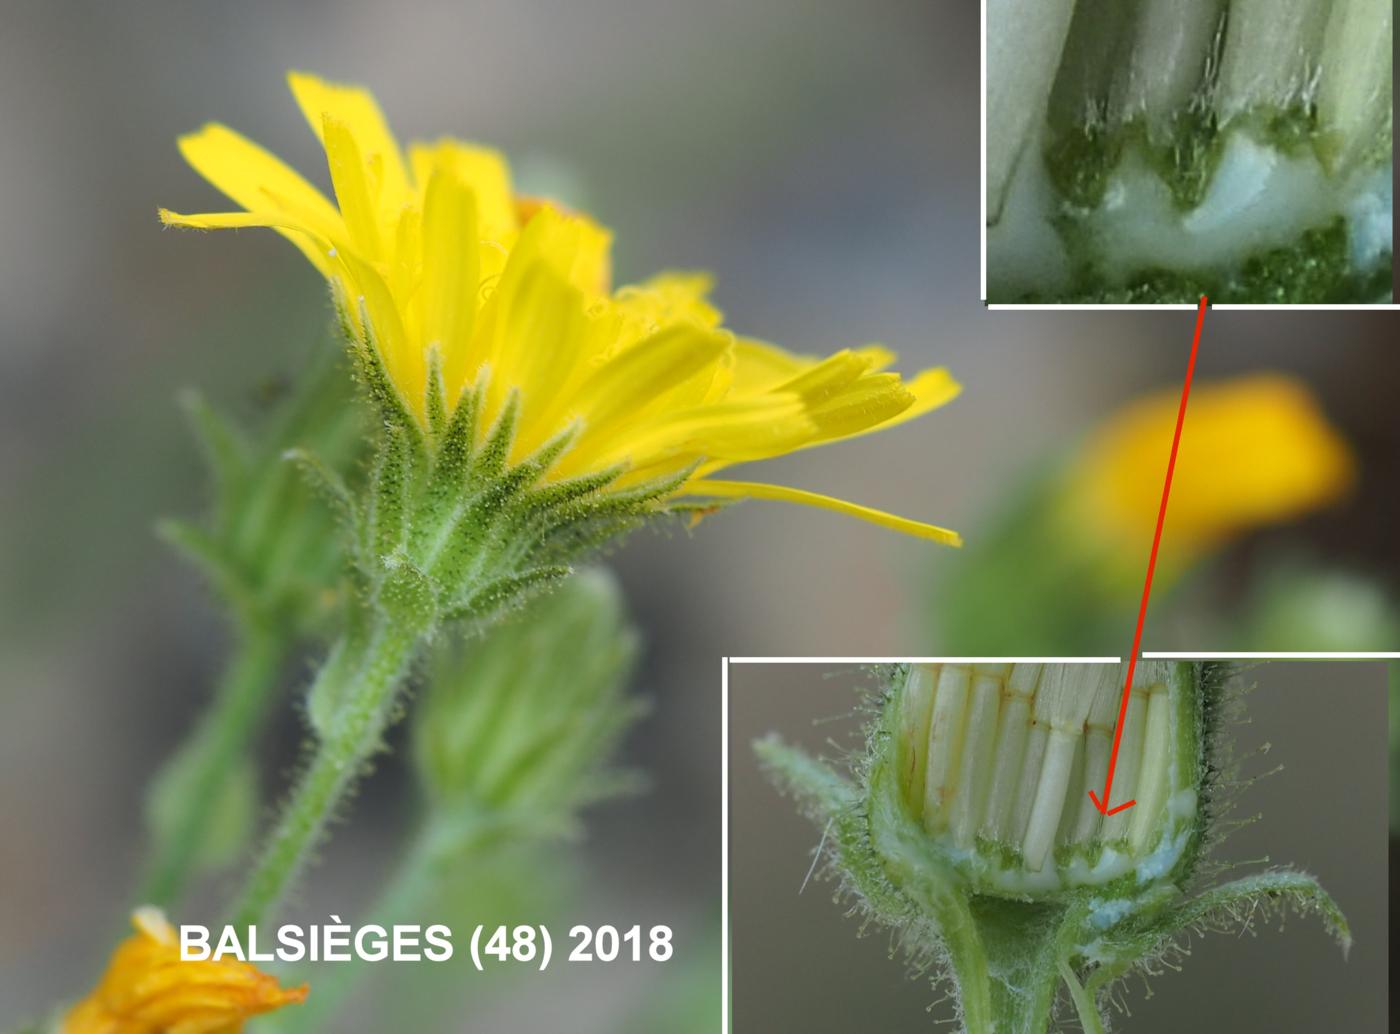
top-left (731, 660), bottom-right (1386, 1033)
top-left (984, 0), bottom-right (1394, 304)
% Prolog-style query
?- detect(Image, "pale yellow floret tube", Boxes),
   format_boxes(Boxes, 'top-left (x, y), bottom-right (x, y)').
top-left (1070, 664), bottom-right (1128, 844)
top-left (1129, 681), bottom-right (1174, 855)
top-left (898, 665), bottom-right (939, 818)
top-left (1054, 728), bottom-right (1088, 849)
top-left (986, 0), bottom-right (1078, 224)
top-left (1216, 0), bottom-right (1333, 120)
top-left (1008, 719), bottom-right (1049, 848)
top-left (1101, 667), bottom-right (1154, 842)
top-left (980, 663), bottom-right (1041, 842)
top-left (1316, 0), bottom-right (1393, 172)
top-left (1115, 0), bottom-right (1226, 132)
top-left (1020, 666), bottom-right (1099, 871)
top-left (922, 665), bottom-right (972, 834)
top-left (949, 666), bottom-right (1009, 848)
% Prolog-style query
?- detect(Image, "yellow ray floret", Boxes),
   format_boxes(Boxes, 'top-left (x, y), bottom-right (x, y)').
top-left (62, 908), bottom-right (307, 1034)
top-left (160, 71), bottom-right (959, 543)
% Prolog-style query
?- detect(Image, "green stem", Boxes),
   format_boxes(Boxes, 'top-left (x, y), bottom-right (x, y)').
top-left (905, 883), bottom-right (995, 1033)
top-left (925, 887), bottom-right (1066, 1034)
top-left (283, 816), bottom-right (459, 1032)
top-left (229, 617), bottom-right (421, 928)
top-left (139, 624), bottom-right (286, 908)
top-left (1058, 959), bottom-right (1105, 1034)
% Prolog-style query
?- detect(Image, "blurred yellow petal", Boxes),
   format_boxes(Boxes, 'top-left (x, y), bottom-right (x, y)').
top-left (485, 261), bottom-right (589, 448)
top-left (684, 479), bottom-right (963, 546)
top-left (729, 337), bottom-right (816, 396)
top-left (568, 323), bottom-right (731, 432)
top-left (1065, 373), bottom-right (1355, 565)
top-left (62, 908), bottom-right (306, 1034)
top-left (774, 349), bottom-right (877, 402)
top-left (158, 207), bottom-right (341, 279)
top-left (288, 70), bottom-right (409, 205)
top-left (420, 166), bottom-right (481, 375)
top-left (816, 366), bottom-right (962, 444)
top-left (516, 199), bottom-right (614, 295)
top-left (410, 140), bottom-right (517, 241)
top-left (322, 116), bottom-right (383, 257)
top-left (574, 395), bottom-right (815, 472)
top-left (173, 123), bottom-right (343, 275)
top-left (611, 272), bottom-right (720, 334)
top-left (337, 250), bottom-right (421, 414)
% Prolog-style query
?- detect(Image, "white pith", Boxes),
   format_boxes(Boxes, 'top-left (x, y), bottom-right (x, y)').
top-left (986, 0), bottom-right (1393, 297)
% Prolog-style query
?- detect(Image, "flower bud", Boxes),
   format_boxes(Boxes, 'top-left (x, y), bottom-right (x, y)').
top-left (757, 661), bottom-right (1347, 1033)
top-left (412, 568), bottom-right (643, 843)
top-left (888, 662), bottom-right (1201, 897)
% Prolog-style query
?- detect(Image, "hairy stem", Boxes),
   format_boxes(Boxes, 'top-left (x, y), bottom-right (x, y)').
top-left (229, 617), bottom-right (420, 928)
top-left (140, 624), bottom-right (286, 908)
top-left (1058, 959), bottom-right (1106, 1034)
top-left (919, 888), bottom-right (994, 1034)
top-left (280, 817), bottom-right (452, 1031)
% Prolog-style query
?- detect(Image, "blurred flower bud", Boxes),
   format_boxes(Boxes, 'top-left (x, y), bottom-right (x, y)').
top-left (412, 568), bottom-right (644, 850)
top-left (159, 355), bottom-right (363, 637)
top-left (1059, 374), bottom-right (1354, 584)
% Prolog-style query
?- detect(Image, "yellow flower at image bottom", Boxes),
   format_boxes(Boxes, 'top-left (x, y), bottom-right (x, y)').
top-left (62, 909), bottom-right (306, 1034)
top-left (160, 72), bottom-right (961, 545)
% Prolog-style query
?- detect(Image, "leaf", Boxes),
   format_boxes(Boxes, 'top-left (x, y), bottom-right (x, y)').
top-left (178, 387), bottom-right (251, 506)
top-left (1086, 868), bottom-right (1351, 995)
top-left (156, 518), bottom-right (255, 618)
top-left (1158, 869), bottom-right (1351, 955)
top-left (147, 749), bottom-right (257, 869)
top-left (753, 735), bottom-right (858, 823)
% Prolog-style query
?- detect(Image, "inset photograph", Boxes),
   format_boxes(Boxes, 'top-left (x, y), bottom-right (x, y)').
top-left (984, 2), bottom-right (1394, 305)
top-left (730, 660), bottom-right (1386, 1032)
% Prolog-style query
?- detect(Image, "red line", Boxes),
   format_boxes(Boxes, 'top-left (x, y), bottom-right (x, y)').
top-left (1089, 296), bottom-right (1208, 817)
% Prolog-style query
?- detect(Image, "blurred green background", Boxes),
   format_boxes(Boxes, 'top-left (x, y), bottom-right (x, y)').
top-left (0, 0), bottom-right (1396, 1029)
top-left (731, 662), bottom-right (1387, 1032)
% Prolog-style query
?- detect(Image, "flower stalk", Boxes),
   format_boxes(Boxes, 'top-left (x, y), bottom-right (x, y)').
top-left (231, 615), bottom-right (421, 927)
top-left (140, 623), bottom-right (285, 907)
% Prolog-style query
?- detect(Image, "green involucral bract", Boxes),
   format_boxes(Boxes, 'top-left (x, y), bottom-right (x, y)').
top-left (757, 662), bottom-right (1349, 1034)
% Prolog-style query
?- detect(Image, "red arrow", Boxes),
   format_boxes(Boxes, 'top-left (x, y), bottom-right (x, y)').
top-left (1088, 296), bottom-right (1208, 817)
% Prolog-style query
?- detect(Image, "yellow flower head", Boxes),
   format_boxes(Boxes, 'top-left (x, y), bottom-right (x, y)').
top-left (1063, 373), bottom-right (1355, 570)
top-left (62, 908), bottom-right (307, 1034)
top-left (160, 72), bottom-right (960, 544)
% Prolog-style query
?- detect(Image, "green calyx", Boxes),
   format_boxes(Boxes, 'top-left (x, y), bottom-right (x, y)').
top-left (226, 316), bottom-right (683, 927)
top-left (756, 663), bottom-right (1349, 1033)
top-left (301, 319), bottom-right (689, 647)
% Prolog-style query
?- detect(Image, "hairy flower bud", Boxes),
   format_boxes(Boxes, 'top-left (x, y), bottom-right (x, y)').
top-left (758, 661), bottom-right (1348, 1034)
top-left (890, 662), bottom-right (1200, 896)
top-left (413, 568), bottom-right (644, 846)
